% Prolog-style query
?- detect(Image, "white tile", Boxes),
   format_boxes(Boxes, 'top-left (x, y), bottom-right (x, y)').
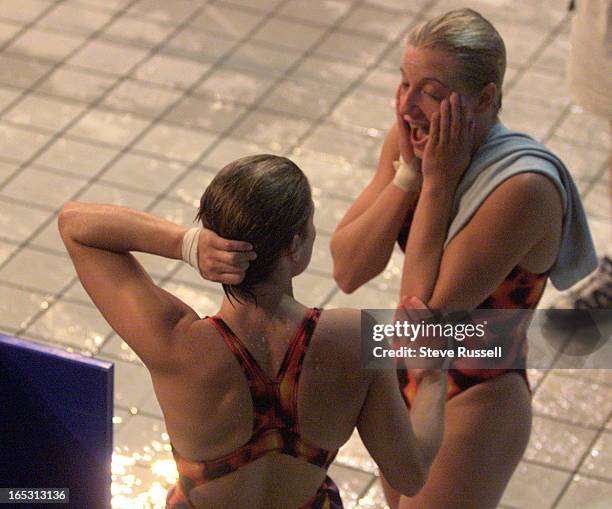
top-left (360, 67), bottom-right (400, 101)
top-left (331, 91), bottom-right (393, 133)
top-left (0, 198), bottom-right (52, 243)
top-left (189, 4), bottom-right (263, 39)
top-left (261, 78), bottom-right (344, 120)
top-left (195, 67), bottom-right (273, 105)
top-left (316, 31), bottom-right (387, 66)
top-left (544, 136), bottom-right (609, 183)
top-left (581, 431), bottom-right (612, 481)
top-left (341, 5), bottom-right (415, 41)
top-left (4, 93), bottom-right (85, 132)
top-left (0, 20), bottom-right (21, 47)
top-left (312, 192), bottom-right (351, 235)
top-left (225, 42), bottom-right (302, 77)
top-left (0, 240), bottom-right (17, 265)
top-left (302, 123), bottom-right (381, 169)
top-left (252, 17), bottom-right (325, 51)
top-left (0, 0), bottom-right (51, 23)
top-left (134, 54), bottom-right (210, 90)
top-left (291, 54), bottom-right (363, 88)
top-left (77, 182), bottom-right (154, 209)
top-left (99, 333), bottom-right (142, 364)
top-left (36, 66), bottom-right (117, 103)
top-left (101, 152), bottom-right (186, 194)
top-left (75, 0), bottom-right (132, 10)
top-left (327, 285), bottom-right (399, 310)
top-left (101, 357), bottom-right (154, 409)
top-left (0, 54), bottom-right (52, 89)
top-left (1, 167), bottom-right (86, 208)
top-left (102, 80), bottom-right (183, 118)
top-left (38, 3), bottom-right (113, 35)
top-left (164, 95), bottom-right (247, 134)
top-left (139, 391), bottom-right (164, 418)
top-left (217, 0), bottom-right (284, 12)
top-left (6, 28), bottom-right (85, 62)
top-left (161, 281), bottom-right (220, 318)
top-left (556, 474), bottom-right (612, 509)
top-left (336, 431), bottom-right (378, 474)
top-left (34, 136), bottom-right (118, 177)
top-left (0, 160), bottom-right (19, 184)
top-left (68, 107), bottom-right (151, 147)
top-left (555, 105), bottom-right (611, 152)
top-left (168, 168), bottom-right (215, 207)
top-left (131, 251), bottom-right (181, 281)
top-left (290, 148), bottom-right (375, 201)
top-left (293, 271), bottom-right (337, 308)
top-left (0, 247), bottom-right (75, 294)
top-left (584, 179), bottom-right (611, 223)
top-left (232, 109), bottom-right (312, 153)
top-left (126, 0), bottom-right (202, 26)
top-left (101, 15), bottom-right (175, 48)
top-left (164, 27), bottom-right (235, 64)
top-left (0, 122), bottom-right (52, 163)
top-left (200, 136), bottom-right (264, 170)
top-left (328, 463), bottom-right (375, 506)
top-left (533, 372), bottom-right (612, 427)
top-left (0, 283), bottom-right (49, 333)
top-left (133, 123), bottom-right (217, 163)
top-left (524, 415), bottom-right (597, 470)
top-left (500, 461), bottom-right (569, 508)
top-left (69, 40), bottom-right (148, 75)
top-left (148, 198), bottom-right (201, 227)
top-left (500, 100), bottom-right (562, 142)
top-left (0, 86), bottom-right (20, 112)
top-left (26, 298), bottom-right (113, 352)
top-left (354, 479), bottom-right (389, 509)
top-left (278, 0), bottom-right (351, 26)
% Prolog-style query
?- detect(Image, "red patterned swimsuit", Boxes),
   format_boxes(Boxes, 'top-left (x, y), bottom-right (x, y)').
top-left (166, 308), bottom-right (343, 509)
top-left (396, 203), bottom-right (548, 405)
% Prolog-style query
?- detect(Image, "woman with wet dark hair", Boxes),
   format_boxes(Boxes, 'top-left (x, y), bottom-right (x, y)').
top-left (59, 154), bottom-right (447, 509)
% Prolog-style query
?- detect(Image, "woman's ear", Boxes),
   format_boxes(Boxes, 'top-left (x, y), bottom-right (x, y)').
top-left (475, 82), bottom-right (497, 113)
top-left (289, 234), bottom-right (302, 262)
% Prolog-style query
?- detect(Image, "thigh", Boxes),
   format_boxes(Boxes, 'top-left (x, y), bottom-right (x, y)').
top-left (399, 372), bottom-right (532, 509)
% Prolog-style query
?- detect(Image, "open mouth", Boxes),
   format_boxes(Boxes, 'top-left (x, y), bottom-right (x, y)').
top-left (410, 124), bottom-right (429, 147)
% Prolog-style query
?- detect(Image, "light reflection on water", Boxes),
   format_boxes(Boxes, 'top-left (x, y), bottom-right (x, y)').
top-left (111, 453), bottom-right (177, 508)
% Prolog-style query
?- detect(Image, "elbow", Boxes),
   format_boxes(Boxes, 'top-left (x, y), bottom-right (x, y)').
top-left (384, 461), bottom-right (429, 498)
top-left (382, 447), bottom-right (430, 498)
top-left (57, 201), bottom-right (82, 235)
top-left (333, 265), bottom-right (358, 294)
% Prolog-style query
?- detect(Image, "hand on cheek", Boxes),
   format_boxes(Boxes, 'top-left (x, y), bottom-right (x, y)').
top-left (421, 92), bottom-right (476, 193)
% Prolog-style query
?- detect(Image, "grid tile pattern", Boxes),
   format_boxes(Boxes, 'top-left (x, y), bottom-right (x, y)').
top-left (1, 0), bottom-right (610, 507)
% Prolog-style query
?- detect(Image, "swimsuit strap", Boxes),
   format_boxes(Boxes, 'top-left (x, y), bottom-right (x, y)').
top-left (206, 308), bottom-right (322, 432)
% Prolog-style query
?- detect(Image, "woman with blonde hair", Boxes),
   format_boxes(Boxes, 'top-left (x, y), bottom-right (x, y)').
top-left (59, 154), bottom-right (447, 509)
top-left (331, 9), bottom-right (595, 508)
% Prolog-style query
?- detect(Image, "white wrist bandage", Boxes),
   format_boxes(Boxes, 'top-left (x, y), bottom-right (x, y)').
top-left (392, 157), bottom-right (421, 192)
top-left (181, 227), bottom-right (202, 272)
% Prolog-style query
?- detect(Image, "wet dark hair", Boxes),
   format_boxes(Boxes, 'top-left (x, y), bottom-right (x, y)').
top-left (195, 154), bottom-right (312, 304)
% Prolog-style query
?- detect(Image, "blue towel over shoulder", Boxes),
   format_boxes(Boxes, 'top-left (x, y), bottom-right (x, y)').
top-left (444, 122), bottom-right (597, 291)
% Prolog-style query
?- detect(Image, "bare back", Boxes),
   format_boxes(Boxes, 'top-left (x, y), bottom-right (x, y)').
top-left (149, 306), bottom-right (369, 509)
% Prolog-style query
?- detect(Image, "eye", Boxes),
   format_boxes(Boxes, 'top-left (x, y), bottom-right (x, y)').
top-left (421, 89), bottom-right (442, 102)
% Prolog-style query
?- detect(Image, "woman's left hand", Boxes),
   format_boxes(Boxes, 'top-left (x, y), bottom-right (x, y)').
top-left (421, 92), bottom-right (476, 193)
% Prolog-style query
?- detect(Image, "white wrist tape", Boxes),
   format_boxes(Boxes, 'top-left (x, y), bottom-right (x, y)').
top-left (392, 157), bottom-right (421, 192)
top-left (181, 227), bottom-right (202, 272)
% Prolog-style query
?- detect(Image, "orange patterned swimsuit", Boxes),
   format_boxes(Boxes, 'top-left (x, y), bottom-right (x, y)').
top-left (396, 205), bottom-right (548, 405)
top-left (166, 308), bottom-right (342, 509)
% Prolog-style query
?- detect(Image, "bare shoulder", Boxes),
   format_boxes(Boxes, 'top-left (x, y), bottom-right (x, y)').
top-left (316, 308), bottom-right (363, 352)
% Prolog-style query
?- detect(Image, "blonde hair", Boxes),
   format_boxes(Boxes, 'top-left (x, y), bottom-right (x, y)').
top-left (407, 8), bottom-right (506, 111)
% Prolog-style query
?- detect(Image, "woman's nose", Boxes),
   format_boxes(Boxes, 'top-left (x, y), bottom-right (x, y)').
top-left (401, 87), bottom-right (423, 119)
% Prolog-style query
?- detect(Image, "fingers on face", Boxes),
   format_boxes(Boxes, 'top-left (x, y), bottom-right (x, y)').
top-left (429, 111), bottom-right (440, 147)
top-left (450, 92), bottom-right (461, 141)
top-left (439, 97), bottom-right (451, 145)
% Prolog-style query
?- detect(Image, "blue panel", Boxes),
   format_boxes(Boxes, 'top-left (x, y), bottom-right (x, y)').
top-left (0, 335), bottom-right (114, 509)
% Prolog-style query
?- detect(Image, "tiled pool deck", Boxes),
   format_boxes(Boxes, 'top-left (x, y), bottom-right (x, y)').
top-left (0, 0), bottom-right (610, 507)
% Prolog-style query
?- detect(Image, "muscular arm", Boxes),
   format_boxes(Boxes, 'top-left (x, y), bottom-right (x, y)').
top-left (407, 173), bottom-right (563, 313)
top-left (58, 202), bottom-right (199, 366)
top-left (331, 124), bottom-right (419, 293)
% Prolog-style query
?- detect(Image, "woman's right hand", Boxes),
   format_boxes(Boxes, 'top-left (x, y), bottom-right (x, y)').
top-left (395, 83), bottom-right (416, 165)
top-left (197, 228), bottom-right (256, 285)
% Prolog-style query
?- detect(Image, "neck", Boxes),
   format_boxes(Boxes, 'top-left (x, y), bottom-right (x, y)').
top-left (218, 269), bottom-right (296, 320)
top-left (472, 115), bottom-right (498, 155)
